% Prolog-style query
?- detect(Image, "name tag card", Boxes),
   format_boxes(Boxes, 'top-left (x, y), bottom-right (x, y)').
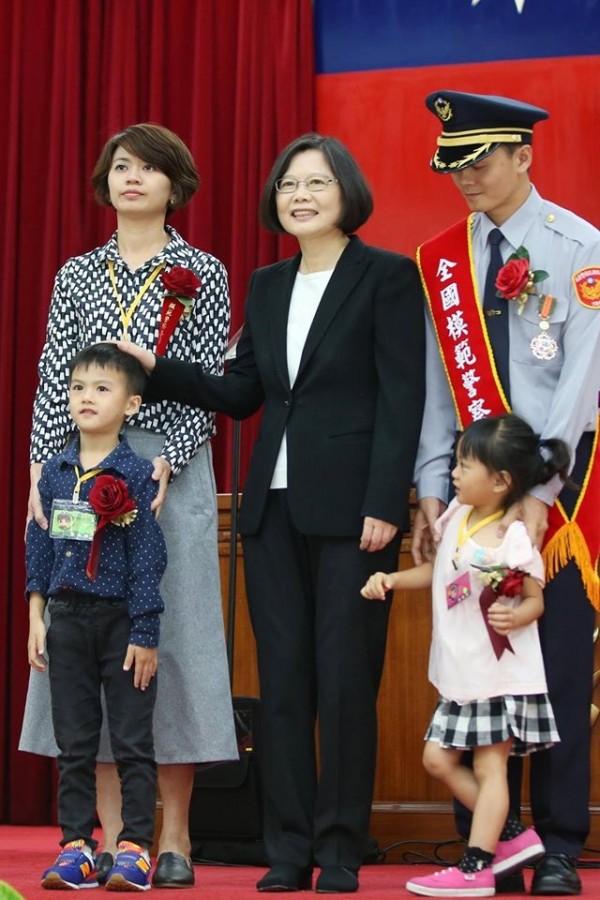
top-left (49, 500), bottom-right (97, 542)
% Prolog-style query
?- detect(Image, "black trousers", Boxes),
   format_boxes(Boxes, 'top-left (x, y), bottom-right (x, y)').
top-left (242, 490), bottom-right (401, 870)
top-left (47, 594), bottom-right (157, 851)
top-left (455, 433), bottom-right (595, 856)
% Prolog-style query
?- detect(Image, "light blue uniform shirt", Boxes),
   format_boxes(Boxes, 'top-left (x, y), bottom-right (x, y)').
top-left (415, 185), bottom-right (600, 506)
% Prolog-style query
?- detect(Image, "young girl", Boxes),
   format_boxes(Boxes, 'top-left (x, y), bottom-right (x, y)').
top-left (362, 414), bottom-right (571, 898)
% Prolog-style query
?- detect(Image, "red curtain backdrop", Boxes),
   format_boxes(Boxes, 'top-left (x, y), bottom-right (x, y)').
top-left (0, 0), bottom-right (314, 825)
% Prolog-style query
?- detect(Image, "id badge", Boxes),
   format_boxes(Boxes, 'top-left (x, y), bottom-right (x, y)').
top-left (49, 500), bottom-right (97, 541)
top-left (446, 570), bottom-right (471, 609)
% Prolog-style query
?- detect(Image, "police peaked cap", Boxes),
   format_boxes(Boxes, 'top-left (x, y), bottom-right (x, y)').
top-left (425, 90), bottom-right (549, 173)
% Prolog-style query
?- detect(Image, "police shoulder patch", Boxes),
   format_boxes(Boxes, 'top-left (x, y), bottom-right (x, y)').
top-left (573, 267), bottom-right (600, 309)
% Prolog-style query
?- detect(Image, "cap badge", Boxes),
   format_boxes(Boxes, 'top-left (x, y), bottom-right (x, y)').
top-left (434, 97), bottom-right (453, 122)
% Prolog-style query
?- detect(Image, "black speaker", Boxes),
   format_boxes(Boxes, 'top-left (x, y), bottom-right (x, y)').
top-left (189, 409), bottom-right (268, 864)
top-left (189, 696), bottom-right (267, 864)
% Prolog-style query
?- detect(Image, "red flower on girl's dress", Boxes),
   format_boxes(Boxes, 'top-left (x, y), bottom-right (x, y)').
top-left (472, 564), bottom-right (529, 661)
top-left (474, 563), bottom-right (528, 598)
top-left (496, 568), bottom-right (526, 598)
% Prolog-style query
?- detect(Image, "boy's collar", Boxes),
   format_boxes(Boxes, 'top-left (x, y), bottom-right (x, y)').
top-left (59, 434), bottom-right (131, 477)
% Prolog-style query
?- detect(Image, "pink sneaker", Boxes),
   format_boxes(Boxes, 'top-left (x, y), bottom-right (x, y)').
top-left (493, 826), bottom-right (545, 876)
top-left (406, 866), bottom-right (495, 897)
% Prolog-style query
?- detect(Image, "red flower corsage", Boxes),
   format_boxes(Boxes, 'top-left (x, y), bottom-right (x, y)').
top-left (86, 475), bottom-right (137, 579)
top-left (156, 266), bottom-right (202, 355)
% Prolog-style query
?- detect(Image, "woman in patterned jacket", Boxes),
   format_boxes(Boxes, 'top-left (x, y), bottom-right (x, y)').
top-left (20, 123), bottom-right (237, 889)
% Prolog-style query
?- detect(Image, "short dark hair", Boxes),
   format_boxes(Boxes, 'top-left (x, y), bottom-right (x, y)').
top-left (457, 414), bottom-right (572, 507)
top-left (259, 133), bottom-right (373, 234)
top-left (69, 343), bottom-right (147, 397)
top-left (92, 123), bottom-right (200, 216)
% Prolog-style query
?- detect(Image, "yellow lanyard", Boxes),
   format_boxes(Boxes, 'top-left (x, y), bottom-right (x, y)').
top-left (72, 466), bottom-right (103, 503)
top-left (456, 509), bottom-right (504, 548)
top-left (107, 259), bottom-right (164, 339)
top-left (453, 508), bottom-right (504, 568)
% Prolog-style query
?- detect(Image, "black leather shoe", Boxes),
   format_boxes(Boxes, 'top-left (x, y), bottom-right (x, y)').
top-left (496, 869), bottom-right (526, 894)
top-left (152, 852), bottom-right (195, 888)
top-left (256, 864), bottom-right (313, 892)
top-left (316, 867), bottom-right (359, 894)
top-left (530, 854), bottom-right (581, 896)
top-left (95, 852), bottom-right (114, 886)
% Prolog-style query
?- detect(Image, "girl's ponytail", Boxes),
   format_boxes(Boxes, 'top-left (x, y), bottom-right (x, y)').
top-left (458, 414), bottom-right (577, 506)
top-left (538, 437), bottom-right (578, 490)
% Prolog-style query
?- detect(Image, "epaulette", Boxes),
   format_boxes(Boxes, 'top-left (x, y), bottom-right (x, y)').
top-left (541, 202), bottom-right (600, 246)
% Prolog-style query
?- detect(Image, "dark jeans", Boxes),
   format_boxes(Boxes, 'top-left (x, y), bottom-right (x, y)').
top-left (47, 594), bottom-right (157, 851)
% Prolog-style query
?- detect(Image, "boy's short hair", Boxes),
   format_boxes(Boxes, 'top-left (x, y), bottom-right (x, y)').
top-left (69, 343), bottom-right (147, 397)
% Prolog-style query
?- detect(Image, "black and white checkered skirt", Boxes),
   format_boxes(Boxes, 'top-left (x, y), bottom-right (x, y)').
top-left (425, 693), bottom-right (560, 756)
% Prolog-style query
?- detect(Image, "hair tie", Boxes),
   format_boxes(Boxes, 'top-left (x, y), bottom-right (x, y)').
top-left (538, 437), bottom-right (551, 461)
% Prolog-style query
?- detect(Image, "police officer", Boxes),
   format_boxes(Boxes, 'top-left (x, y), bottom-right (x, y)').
top-left (414, 90), bottom-right (600, 896)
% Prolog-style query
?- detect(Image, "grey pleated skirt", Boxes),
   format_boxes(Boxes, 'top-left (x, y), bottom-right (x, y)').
top-left (19, 427), bottom-right (238, 764)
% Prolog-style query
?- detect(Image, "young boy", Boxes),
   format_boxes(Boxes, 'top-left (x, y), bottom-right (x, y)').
top-left (26, 343), bottom-right (167, 892)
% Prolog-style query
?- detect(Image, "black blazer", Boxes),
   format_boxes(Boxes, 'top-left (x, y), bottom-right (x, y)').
top-left (147, 236), bottom-right (426, 536)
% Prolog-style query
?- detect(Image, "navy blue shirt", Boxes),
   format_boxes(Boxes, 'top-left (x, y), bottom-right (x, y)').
top-left (26, 437), bottom-right (167, 648)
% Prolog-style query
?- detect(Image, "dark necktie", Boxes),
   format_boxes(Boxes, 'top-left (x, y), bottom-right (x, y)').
top-left (483, 227), bottom-right (510, 402)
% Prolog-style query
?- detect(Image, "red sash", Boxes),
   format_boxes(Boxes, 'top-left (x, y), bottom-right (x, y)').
top-left (417, 215), bottom-right (510, 428)
top-left (543, 419), bottom-right (599, 608)
top-left (418, 217), bottom-right (599, 608)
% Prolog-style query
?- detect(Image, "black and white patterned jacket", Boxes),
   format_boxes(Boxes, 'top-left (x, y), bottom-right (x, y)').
top-left (30, 227), bottom-right (230, 476)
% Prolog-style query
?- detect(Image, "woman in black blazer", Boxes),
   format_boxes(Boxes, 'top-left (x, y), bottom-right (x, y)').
top-left (120, 134), bottom-right (425, 894)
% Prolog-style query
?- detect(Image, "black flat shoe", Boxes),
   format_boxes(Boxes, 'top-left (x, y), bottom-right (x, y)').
top-left (152, 852), bottom-right (195, 888)
top-left (257, 863), bottom-right (313, 892)
top-left (316, 866), bottom-right (359, 894)
top-left (530, 854), bottom-right (581, 896)
top-left (96, 852), bottom-right (114, 886)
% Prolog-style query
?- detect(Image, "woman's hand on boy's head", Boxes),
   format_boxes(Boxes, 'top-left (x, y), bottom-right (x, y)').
top-left (115, 341), bottom-right (157, 374)
top-left (123, 644), bottom-right (158, 691)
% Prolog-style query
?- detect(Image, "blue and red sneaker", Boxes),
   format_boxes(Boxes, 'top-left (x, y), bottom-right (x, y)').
top-left (41, 840), bottom-right (98, 890)
top-left (105, 841), bottom-right (152, 892)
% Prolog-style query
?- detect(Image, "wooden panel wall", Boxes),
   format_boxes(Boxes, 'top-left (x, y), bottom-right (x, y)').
top-left (217, 494), bottom-right (600, 861)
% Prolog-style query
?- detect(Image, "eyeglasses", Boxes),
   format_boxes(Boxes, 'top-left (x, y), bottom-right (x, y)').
top-left (275, 175), bottom-right (339, 193)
